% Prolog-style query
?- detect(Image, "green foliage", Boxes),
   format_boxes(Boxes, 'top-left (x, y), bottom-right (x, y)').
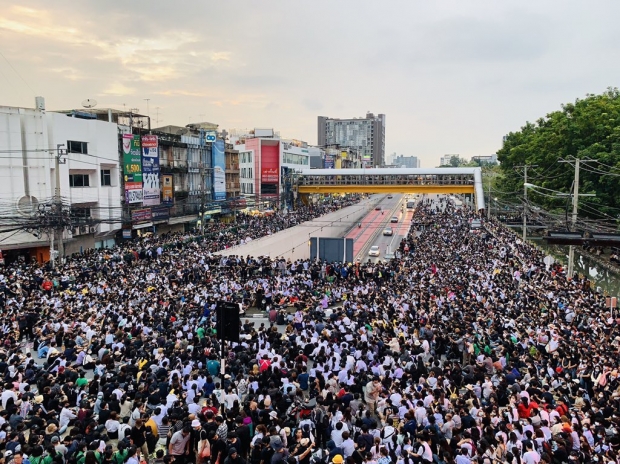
top-left (497, 88), bottom-right (620, 220)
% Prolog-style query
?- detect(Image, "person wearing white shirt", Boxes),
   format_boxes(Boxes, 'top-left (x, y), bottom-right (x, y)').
top-left (224, 388), bottom-right (240, 410)
top-left (341, 431), bottom-right (356, 458)
top-left (59, 403), bottom-right (77, 434)
top-left (330, 422), bottom-right (348, 447)
top-left (1, 387), bottom-right (18, 410)
top-left (522, 442), bottom-right (541, 464)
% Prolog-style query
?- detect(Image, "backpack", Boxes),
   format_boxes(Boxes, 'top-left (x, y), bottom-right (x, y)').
top-left (312, 408), bottom-right (329, 430)
top-left (199, 437), bottom-right (211, 459)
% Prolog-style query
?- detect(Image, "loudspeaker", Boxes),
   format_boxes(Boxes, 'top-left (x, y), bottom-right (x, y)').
top-left (216, 301), bottom-right (240, 343)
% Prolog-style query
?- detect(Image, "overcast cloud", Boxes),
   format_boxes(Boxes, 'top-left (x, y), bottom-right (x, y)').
top-left (0, 0), bottom-right (618, 166)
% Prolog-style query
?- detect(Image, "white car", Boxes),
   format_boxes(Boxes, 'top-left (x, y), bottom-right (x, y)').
top-left (383, 227), bottom-right (393, 236)
top-left (368, 245), bottom-right (380, 257)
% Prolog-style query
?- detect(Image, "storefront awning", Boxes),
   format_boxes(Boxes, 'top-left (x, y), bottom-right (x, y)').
top-left (132, 222), bottom-right (153, 230)
top-left (168, 215), bottom-right (198, 225)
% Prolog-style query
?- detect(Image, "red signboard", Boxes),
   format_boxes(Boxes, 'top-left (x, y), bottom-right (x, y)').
top-left (261, 167), bottom-right (278, 183)
top-left (141, 135), bottom-right (158, 148)
top-left (261, 143), bottom-right (279, 184)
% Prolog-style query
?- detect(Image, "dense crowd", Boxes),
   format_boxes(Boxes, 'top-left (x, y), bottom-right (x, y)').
top-left (0, 195), bottom-right (618, 464)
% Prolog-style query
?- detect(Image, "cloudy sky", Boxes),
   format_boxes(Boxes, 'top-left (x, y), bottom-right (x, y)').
top-left (0, 1), bottom-right (618, 166)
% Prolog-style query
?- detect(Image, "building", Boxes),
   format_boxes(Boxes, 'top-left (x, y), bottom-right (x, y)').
top-left (440, 154), bottom-right (460, 166)
top-left (393, 155), bottom-right (421, 168)
top-left (322, 146), bottom-right (362, 169)
top-left (225, 143), bottom-right (240, 199)
top-left (0, 99), bottom-right (122, 263)
top-left (470, 154), bottom-right (498, 165)
top-left (149, 125), bottom-right (214, 233)
top-left (317, 112), bottom-right (386, 167)
top-left (231, 129), bottom-right (317, 209)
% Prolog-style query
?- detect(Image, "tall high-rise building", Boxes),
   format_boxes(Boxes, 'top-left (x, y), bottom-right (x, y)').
top-left (318, 112), bottom-right (385, 167)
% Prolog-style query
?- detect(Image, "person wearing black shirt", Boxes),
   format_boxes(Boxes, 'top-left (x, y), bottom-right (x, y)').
top-left (249, 438), bottom-right (265, 464)
top-left (209, 430), bottom-right (227, 464)
top-left (130, 418), bottom-right (149, 464)
top-left (234, 417), bottom-right (251, 459)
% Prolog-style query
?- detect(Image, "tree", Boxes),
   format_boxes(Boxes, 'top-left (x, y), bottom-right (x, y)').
top-left (496, 87), bottom-right (620, 222)
top-left (449, 155), bottom-right (464, 167)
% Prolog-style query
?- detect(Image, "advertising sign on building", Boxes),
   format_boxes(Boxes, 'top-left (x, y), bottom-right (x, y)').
top-left (205, 130), bottom-right (217, 142)
top-left (123, 134), bottom-right (143, 203)
top-left (261, 143), bottom-right (280, 184)
top-left (212, 139), bottom-right (226, 201)
top-left (125, 184), bottom-right (143, 203)
top-left (324, 155), bottom-right (335, 169)
top-left (131, 208), bottom-right (152, 223)
top-left (141, 135), bottom-right (160, 206)
top-left (151, 205), bottom-right (170, 221)
top-left (162, 175), bottom-right (174, 205)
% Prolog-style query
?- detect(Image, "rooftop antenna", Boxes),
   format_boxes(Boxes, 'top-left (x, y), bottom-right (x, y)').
top-left (144, 98), bottom-right (151, 131)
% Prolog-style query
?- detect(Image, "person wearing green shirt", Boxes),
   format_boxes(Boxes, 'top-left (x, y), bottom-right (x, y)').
top-left (76, 373), bottom-right (88, 388)
top-left (196, 327), bottom-right (205, 340)
top-left (207, 358), bottom-right (220, 377)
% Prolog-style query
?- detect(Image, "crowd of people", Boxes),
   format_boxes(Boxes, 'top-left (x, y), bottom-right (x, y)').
top-left (0, 195), bottom-right (618, 464)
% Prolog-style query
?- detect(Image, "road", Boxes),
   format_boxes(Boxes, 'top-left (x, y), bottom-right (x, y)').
top-left (357, 194), bottom-right (418, 263)
top-left (216, 196), bottom-right (383, 261)
top-left (346, 195), bottom-right (402, 256)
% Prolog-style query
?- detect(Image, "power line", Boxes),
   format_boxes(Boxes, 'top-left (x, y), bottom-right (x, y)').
top-left (0, 48), bottom-right (36, 96)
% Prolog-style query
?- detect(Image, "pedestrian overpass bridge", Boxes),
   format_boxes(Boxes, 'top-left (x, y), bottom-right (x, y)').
top-left (295, 167), bottom-right (485, 210)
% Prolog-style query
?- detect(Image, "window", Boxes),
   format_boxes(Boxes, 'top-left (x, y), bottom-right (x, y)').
top-left (100, 169), bottom-right (111, 186)
top-left (69, 174), bottom-right (90, 187)
top-left (261, 184), bottom-right (277, 195)
top-left (71, 207), bottom-right (92, 223)
top-left (67, 141), bottom-right (88, 154)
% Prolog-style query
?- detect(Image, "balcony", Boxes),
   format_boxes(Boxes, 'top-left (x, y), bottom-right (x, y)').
top-left (69, 187), bottom-right (99, 204)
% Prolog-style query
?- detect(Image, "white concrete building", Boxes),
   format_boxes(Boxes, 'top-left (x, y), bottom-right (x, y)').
top-left (0, 100), bottom-right (121, 263)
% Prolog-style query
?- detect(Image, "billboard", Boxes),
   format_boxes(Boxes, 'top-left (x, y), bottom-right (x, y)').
top-left (261, 143), bottom-right (279, 184)
top-left (212, 139), bottom-right (226, 201)
top-left (131, 208), bottom-right (151, 223)
top-left (162, 175), bottom-right (174, 205)
top-left (123, 135), bottom-right (143, 203)
top-left (151, 205), bottom-right (170, 221)
top-left (205, 130), bottom-right (217, 142)
top-left (141, 135), bottom-right (160, 206)
top-left (324, 155), bottom-right (335, 169)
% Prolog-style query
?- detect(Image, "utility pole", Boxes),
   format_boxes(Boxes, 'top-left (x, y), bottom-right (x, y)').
top-left (516, 164), bottom-right (537, 240)
top-left (200, 163), bottom-right (206, 234)
top-left (199, 129), bottom-right (206, 235)
top-left (565, 158), bottom-right (581, 278)
top-left (54, 144), bottom-right (66, 266)
top-left (486, 171), bottom-right (491, 220)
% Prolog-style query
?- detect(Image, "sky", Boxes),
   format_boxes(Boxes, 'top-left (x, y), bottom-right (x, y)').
top-left (0, 1), bottom-right (619, 167)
